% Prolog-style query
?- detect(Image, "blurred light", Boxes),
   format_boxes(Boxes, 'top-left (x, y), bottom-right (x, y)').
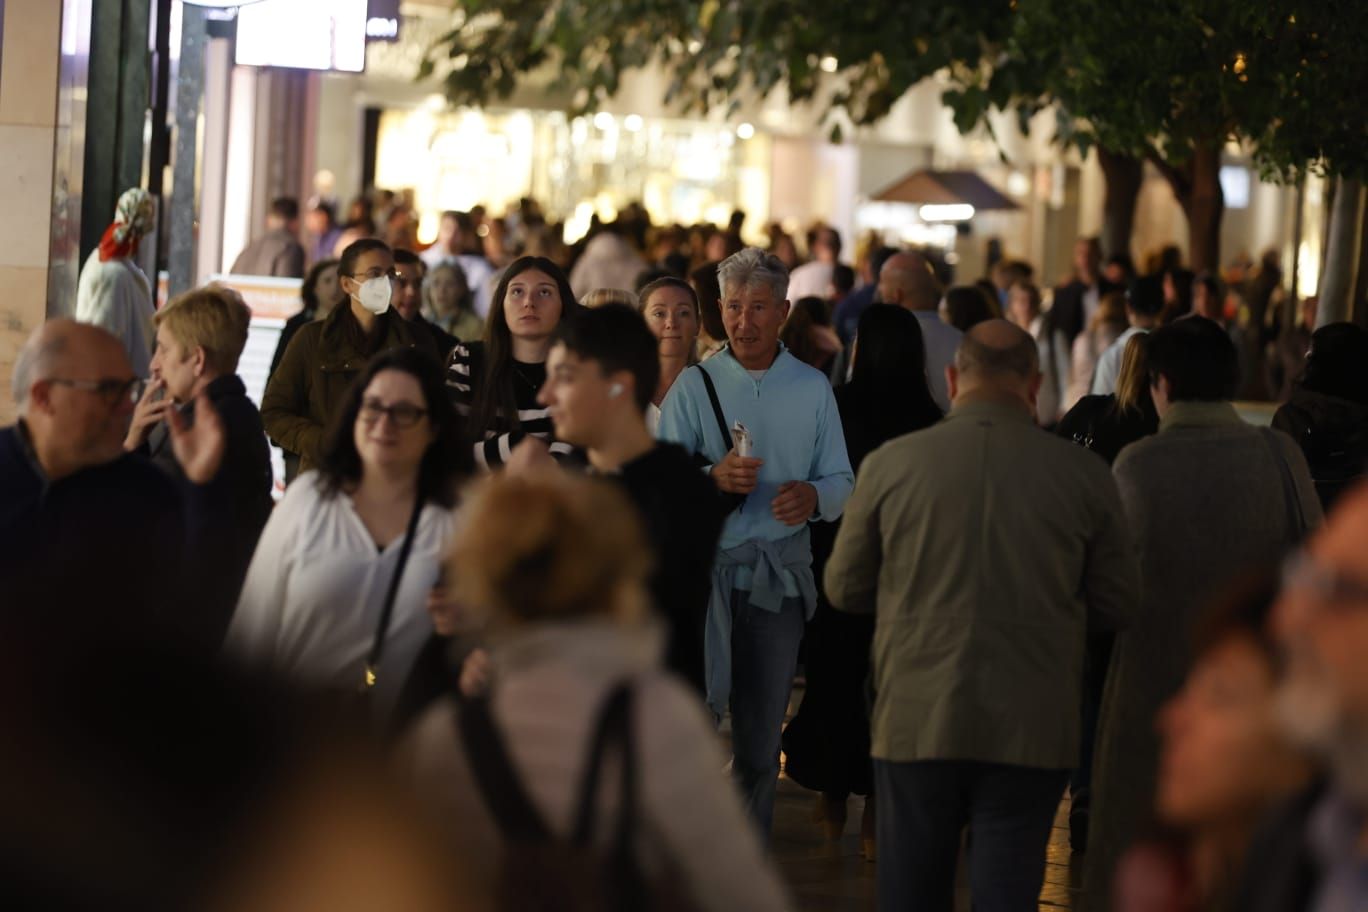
top-left (944, 251), bottom-right (960, 265)
top-left (687, 39), bottom-right (703, 54)
top-left (624, 114), bottom-right (644, 132)
top-left (592, 112), bottom-right (615, 130)
top-left (736, 122), bottom-right (755, 140)
top-left (1006, 171), bottom-right (1031, 197)
top-left (719, 130), bottom-right (736, 148)
top-left (1297, 241), bottom-right (1319, 299)
top-left (424, 93), bottom-right (445, 112)
top-left (1233, 52), bottom-right (1247, 75)
top-left (918, 204), bottom-right (975, 222)
top-left (820, 56), bottom-right (838, 73)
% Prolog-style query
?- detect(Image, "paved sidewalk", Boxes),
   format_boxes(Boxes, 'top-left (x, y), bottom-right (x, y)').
top-left (769, 687), bottom-right (1080, 910)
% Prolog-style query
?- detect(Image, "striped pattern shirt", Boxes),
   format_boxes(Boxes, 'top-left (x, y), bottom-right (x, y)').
top-left (444, 341), bottom-right (575, 470)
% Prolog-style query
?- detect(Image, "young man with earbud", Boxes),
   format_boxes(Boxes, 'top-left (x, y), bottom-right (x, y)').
top-left (535, 304), bottom-right (727, 695)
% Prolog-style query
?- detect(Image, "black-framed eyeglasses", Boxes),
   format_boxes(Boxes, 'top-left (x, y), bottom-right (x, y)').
top-left (348, 268), bottom-right (402, 282)
top-left (47, 376), bottom-right (144, 407)
top-left (1281, 549), bottom-right (1368, 610)
top-left (359, 399), bottom-right (428, 429)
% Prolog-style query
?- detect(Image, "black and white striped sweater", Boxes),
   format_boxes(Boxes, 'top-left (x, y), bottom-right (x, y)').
top-left (444, 341), bottom-right (576, 470)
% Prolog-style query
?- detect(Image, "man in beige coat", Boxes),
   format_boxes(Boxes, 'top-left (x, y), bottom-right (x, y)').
top-left (826, 320), bottom-right (1137, 911)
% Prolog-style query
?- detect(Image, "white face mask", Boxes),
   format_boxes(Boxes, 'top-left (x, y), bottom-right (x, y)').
top-left (354, 275), bottom-right (393, 315)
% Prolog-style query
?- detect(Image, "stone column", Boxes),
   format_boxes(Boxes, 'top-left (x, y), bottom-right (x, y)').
top-left (0, 0), bottom-right (79, 425)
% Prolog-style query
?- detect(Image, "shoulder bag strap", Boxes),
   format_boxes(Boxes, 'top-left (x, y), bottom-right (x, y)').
top-left (693, 363), bottom-right (732, 458)
top-left (1260, 428), bottom-right (1309, 542)
top-left (361, 495), bottom-right (425, 690)
top-left (457, 695), bottom-right (554, 840)
top-left (569, 682), bottom-right (634, 846)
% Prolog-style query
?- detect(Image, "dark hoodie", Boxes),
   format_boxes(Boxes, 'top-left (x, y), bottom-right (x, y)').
top-left (1273, 386), bottom-right (1368, 513)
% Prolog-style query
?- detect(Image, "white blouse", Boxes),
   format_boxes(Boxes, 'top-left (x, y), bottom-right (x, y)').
top-left (226, 472), bottom-right (457, 718)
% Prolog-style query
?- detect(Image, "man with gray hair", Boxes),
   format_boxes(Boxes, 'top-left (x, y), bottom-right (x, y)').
top-left (826, 320), bottom-right (1137, 909)
top-left (1, 319), bottom-right (227, 647)
top-left (659, 247), bottom-right (855, 836)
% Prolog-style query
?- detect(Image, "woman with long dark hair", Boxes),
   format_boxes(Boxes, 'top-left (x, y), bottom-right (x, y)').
top-left (229, 348), bottom-right (470, 723)
top-left (444, 255), bottom-right (583, 469)
top-left (262, 239), bottom-right (437, 476)
top-left (782, 304), bottom-right (943, 859)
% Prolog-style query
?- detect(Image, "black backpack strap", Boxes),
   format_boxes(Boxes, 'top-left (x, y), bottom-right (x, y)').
top-left (693, 363), bottom-right (733, 459)
top-left (566, 680), bottom-right (634, 847)
top-left (457, 695), bottom-right (553, 841)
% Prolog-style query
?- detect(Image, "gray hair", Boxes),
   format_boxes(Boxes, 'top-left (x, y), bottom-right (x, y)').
top-left (716, 247), bottom-right (789, 303)
top-left (11, 326), bottom-right (68, 411)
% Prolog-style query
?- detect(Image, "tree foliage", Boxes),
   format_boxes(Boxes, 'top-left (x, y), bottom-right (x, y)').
top-left (420, 0), bottom-right (1013, 137)
top-left (422, 0), bottom-right (1368, 184)
top-left (972, 0), bottom-right (1368, 183)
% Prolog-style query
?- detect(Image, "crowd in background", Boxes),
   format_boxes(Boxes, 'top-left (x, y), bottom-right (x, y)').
top-left (4, 181), bottom-right (1368, 912)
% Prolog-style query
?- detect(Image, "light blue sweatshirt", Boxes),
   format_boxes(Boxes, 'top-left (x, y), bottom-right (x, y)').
top-left (658, 345), bottom-right (854, 588)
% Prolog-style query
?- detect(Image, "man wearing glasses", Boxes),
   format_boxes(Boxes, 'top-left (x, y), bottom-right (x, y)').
top-left (0, 320), bottom-right (225, 647)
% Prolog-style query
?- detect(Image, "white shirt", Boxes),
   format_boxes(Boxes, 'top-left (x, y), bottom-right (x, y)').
top-left (913, 310), bottom-right (963, 413)
top-left (421, 247), bottom-right (496, 318)
top-left (226, 472), bottom-right (457, 719)
top-left (646, 402), bottom-right (662, 437)
top-left (1090, 325), bottom-right (1148, 396)
top-left (75, 250), bottom-right (155, 378)
top-left (786, 260), bottom-right (835, 301)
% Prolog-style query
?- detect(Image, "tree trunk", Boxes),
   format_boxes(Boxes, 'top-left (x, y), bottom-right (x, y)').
top-left (1318, 177), bottom-right (1365, 327)
top-left (1182, 145), bottom-right (1224, 273)
top-left (1098, 148), bottom-right (1143, 263)
top-left (1148, 143), bottom-right (1225, 273)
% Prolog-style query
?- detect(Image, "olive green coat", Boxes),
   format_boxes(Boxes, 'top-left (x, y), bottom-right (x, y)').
top-left (261, 307), bottom-right (437, 474)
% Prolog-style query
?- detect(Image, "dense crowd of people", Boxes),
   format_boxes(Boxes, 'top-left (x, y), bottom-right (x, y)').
top-left (5, 185), bottom-right (1368, 912)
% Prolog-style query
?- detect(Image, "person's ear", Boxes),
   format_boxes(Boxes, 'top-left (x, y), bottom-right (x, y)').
top-left (946, 365), bottom-right (959, 402)
top-left (193, 345), bottom-right (209, 378)
top-left (27, 380), bottom-right (55, 415)
top-left (779, 299), bottom-right (791, 322)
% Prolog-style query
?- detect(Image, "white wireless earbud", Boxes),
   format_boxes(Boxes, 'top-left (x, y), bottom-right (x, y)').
top-left (608, 383), bottom-right (625, 399)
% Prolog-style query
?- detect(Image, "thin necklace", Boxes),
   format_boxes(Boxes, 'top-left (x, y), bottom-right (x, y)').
top-left (511, 361), bottom-right (541, 390)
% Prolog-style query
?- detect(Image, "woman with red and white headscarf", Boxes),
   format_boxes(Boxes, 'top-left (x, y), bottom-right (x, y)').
top-left (76, 187), bottom-right (158, 378)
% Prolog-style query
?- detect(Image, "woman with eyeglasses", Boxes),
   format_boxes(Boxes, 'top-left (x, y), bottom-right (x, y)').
top-left (445, 255), bottom-right (584, 470)
top-left (262, 239), bottom-right (438, 477)
top-left (228, 348), bottom-right (471, 724)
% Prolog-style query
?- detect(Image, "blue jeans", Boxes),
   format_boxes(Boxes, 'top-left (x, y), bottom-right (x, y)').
top-left (874, 759), bottom-right (1068, 912)
top-left (728, 589), bottom-right (806, 838)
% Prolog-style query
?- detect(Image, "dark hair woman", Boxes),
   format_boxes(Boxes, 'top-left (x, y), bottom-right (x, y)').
top-left (261, 239), bottom-right (438, 476)
top-left (444, 255), bottom-right (582, 470)
top-left (1111, 574), bottom-right (1312, 912)
top-left (229, 349), bottom-right (470, 725)
top-left (1272, 322), bottom-right (1368, 512)
top-left (269, 258), bottom-right (341, 381)
top-left (782, 304), bottom-right (943, 860)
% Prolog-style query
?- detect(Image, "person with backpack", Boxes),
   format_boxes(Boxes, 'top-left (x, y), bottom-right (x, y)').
top-left (401, 471), bottom-right (790, 912)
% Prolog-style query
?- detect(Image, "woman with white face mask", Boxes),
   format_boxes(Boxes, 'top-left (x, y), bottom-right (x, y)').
top-left (262, 239), bottom-right (440, 477)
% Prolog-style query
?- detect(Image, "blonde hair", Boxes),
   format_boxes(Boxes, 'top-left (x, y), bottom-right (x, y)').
top-left (450, 472), bottom-right (652, 629)
top-left (1115, 332), bottom-right (1152, 414)
top-left (1089, 290), bottom-right (1129, 335)
top-left (153, 286), bottom-right (251, 375)
top-left (579, 287), bottom-right (638, 309)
